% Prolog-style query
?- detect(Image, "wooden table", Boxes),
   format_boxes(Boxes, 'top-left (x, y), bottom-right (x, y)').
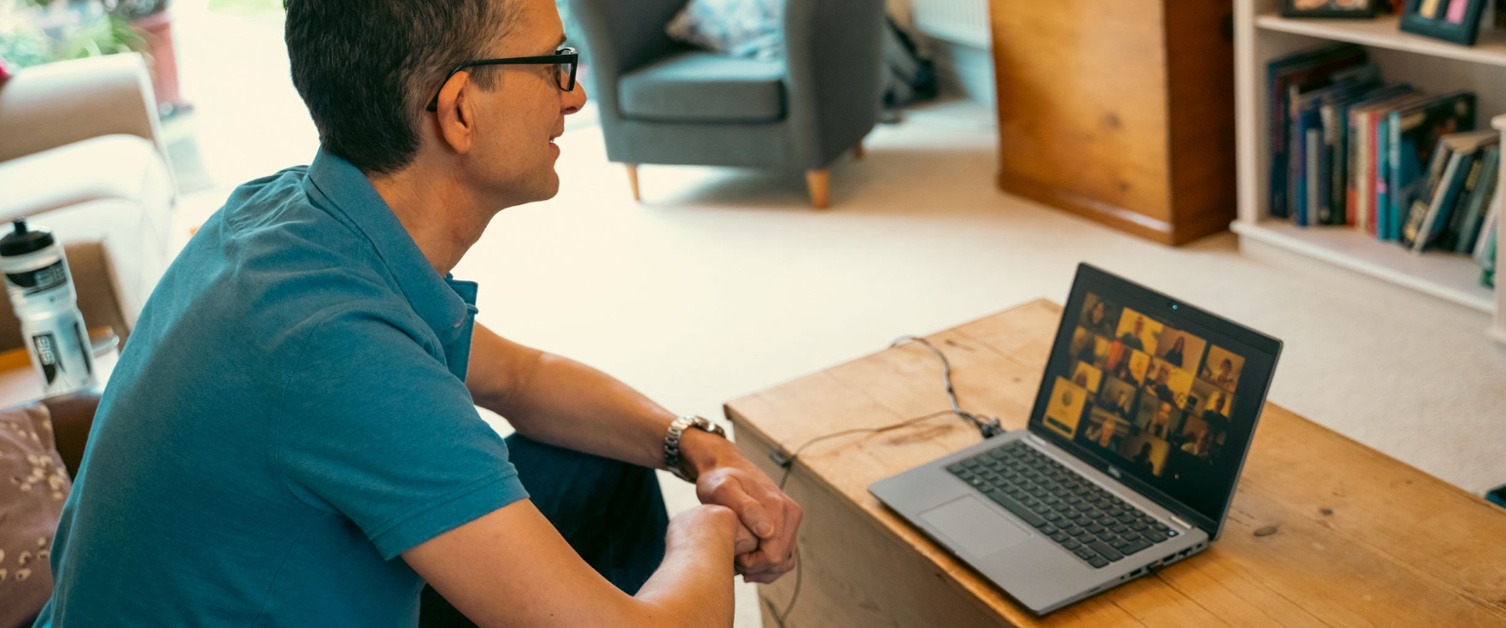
top-left (725, 300), bottom-right (1506, 627)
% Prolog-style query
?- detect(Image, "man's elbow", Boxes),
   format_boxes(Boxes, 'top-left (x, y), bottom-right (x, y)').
top-left (628, 597), bottom-right (734, 628)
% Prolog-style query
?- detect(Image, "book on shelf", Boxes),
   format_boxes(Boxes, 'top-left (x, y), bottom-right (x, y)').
top-left (1343, 87), bottom-right (1417, 227)
top-left (1406, 135), bottom-right (1462, 247)
top-left (1377, 114), bottom-right (1393, 239)
top-left (1418, 135), bottom-right (1455, 209)
top-left (1474, 187), bottom-right (1501, 289)
top-left (1402, 131), bottom-right (1498, 253)
top-left (1352, 93), bottom-right (1429, 235)
top-left (1440, 143), bottom-right (1496, 251)
top-left (1454, 146), bottom-right (1500, 253)
top-left (1267, 43), bottom-right (1368, 220)
top-left (1329, 85), bottom-right (1412, 226)
top-left (1387, 92), bottom-right (1478, 244)
top-left (1401, 145), bottom-right (1466, 249)
top-left (1289, 66), bottom-right (1381, 226)
top-left (1479, 210), bottom-right (1498, 287)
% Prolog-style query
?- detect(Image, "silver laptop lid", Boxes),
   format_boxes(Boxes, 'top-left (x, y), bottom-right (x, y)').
top-left (1026, 264), bottom-right (1282, 540)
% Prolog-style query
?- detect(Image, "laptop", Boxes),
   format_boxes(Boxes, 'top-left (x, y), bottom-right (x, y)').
top-left (870, 263), bottom-right (1282, 615)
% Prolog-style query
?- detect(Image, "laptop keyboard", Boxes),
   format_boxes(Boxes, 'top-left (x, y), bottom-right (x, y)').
top-left (945, 441), bottom-right (1181, 569)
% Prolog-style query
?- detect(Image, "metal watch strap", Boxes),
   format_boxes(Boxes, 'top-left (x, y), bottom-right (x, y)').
top-left (664, 415), bottom-right (725, 481)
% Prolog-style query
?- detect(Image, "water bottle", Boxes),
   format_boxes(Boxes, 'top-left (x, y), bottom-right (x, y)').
top-left (0, 218), bottom-right (95, 396)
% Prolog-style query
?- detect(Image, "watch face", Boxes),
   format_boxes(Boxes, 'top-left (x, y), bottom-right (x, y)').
top-left (694, 417), bottom-right (725, 436)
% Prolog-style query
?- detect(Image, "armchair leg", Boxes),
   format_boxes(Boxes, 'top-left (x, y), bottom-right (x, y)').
top-left (853, 141), bottom-right (865, 160)
top-left (806, 170), bottom-right (830, 210)
top-left (626, 164), bottom-right (641, 202)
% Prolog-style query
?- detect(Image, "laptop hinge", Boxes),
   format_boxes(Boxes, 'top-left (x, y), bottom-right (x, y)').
top-left (1169, 514), bottom-right (1195, 530)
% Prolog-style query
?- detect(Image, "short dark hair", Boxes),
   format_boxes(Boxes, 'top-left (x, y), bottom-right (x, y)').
top-left (285, 0), bottom-right (518, 174)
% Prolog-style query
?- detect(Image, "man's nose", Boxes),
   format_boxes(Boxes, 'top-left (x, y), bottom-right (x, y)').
top-left (563, 83), bottom-right (588, 115)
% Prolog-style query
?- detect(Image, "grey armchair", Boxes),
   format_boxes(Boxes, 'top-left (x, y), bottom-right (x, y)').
top-left (566, 0), bottom-right (886, 208)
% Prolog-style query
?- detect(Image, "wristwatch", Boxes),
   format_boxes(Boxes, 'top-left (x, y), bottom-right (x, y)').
top-left (664, 415), bottom-right (727, 481)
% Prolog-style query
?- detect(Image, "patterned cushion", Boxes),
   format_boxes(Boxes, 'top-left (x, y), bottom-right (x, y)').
top-left (0, 403), bottom-right (70, 627)
top-left (665, 0), bottom-right (783, 60)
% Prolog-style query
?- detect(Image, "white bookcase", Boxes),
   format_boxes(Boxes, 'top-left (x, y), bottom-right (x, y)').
top-left (1494, 114), bottom-right (1506, 343)
top-left (1232, 0), bottom-right (1506, 343)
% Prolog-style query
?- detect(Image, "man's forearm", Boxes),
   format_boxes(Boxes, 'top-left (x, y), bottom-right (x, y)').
top-left (467, 323), bottom-right (738, 474)
top-left (482, 351), bottom-right (673, 468)
top-left (632, 523), bottom-right (738, 627)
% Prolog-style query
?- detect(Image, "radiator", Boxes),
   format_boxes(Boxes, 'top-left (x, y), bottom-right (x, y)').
top-left (911, 0), bottom-right (990, 49)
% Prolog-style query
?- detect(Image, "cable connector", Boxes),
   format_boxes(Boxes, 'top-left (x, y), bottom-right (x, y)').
top-left (979, 417), bottom-right (1006, 438)
top-left (769, 450), bottom-right (793, 468)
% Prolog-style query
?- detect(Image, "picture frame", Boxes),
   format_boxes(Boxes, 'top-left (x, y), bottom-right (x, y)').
top-left (1399, 0), bottom-right (1490, 45)
top-left (1282, 0), bottom-right (1379, 18)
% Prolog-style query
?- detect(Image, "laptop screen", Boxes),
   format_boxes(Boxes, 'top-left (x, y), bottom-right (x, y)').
top-left (1028, 264), bottom-right (1281, 536)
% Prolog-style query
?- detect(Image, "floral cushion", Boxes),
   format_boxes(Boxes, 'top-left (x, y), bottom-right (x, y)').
top-left (0, 403), bottom-right (70, 627)
top-left (665, 0), bottom-right (783, 60)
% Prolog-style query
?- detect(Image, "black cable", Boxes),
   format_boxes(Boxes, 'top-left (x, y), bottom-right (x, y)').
top-left (759, 335), bottom-right (1006, 627)
top-left (764, 408), bottom-right (957, 628)
top-left (771, 409), bottom-right (960, 487)
top-left (888, 335), bottom-right (1005, 439)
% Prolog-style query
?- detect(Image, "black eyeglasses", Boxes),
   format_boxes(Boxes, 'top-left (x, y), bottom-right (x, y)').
top-left (425, 47), bottom-right (579, 112)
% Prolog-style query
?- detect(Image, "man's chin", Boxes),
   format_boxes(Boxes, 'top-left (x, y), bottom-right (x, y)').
top-left (515, 173), bottom-right (561, 206)
top-left (541, 171), bottom-right (561, 199)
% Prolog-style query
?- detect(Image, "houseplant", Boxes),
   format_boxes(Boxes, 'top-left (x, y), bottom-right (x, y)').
top-left (0, 0), bottom-right (142, 68)
top-left (105, 0), bottom-right (186, 117)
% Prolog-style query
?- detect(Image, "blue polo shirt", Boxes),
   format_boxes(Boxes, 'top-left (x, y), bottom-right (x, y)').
top-left (39, 151), bottom-right (529, 626)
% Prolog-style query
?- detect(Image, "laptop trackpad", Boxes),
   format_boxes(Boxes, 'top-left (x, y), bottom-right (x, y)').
top-left (920, 496), bottom-right (1033, 558)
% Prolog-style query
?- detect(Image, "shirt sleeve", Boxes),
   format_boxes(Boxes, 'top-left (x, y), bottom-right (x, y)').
top-left (274, 307), bottom-right (529, 560)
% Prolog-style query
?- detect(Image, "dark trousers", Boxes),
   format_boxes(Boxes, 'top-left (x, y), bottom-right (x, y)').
top-left (418, 434), bottom-right (671, 627)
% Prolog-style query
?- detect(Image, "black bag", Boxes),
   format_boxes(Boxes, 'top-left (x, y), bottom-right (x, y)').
top-left (880, 16), bottom-right (937, 112)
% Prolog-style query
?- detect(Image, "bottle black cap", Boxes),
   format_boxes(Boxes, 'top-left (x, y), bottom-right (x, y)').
top-left (0, 218), bottom-right (55, 257)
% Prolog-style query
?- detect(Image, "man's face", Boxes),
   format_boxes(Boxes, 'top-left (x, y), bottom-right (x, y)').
top-left (1133, 318), bottom-right (1144, 333)
top-left (467, 0), bottom-right (588, 205)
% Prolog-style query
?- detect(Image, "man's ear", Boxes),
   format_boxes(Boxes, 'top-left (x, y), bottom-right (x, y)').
top-left (435, 70), bottom-right (474, 155)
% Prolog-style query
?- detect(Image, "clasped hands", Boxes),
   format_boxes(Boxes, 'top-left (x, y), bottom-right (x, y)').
top-left (691, 444), bottom-right (803, 584)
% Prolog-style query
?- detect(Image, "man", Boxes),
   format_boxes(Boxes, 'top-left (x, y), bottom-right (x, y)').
top-left (1147, 364), bottom-right (1175, 404)
top-left (1109, 388), bottom-right (1134, 421)
top-left (1148, 402), bottom-right (1174, 439)
top-left (1094, 417), bottom-right (1118, 449)
top-left (38, 0), bottom-right (800, 625)
top-left (1119, 316), bottom-right (1147, 351)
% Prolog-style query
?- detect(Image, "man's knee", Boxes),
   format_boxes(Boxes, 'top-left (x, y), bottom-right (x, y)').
top-left (502, 434), bottom-right (664, 520)
top-left (501, 434), bottom-right (668, 593)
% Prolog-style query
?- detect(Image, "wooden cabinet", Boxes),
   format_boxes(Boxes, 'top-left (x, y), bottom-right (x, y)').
top-left (989, 0), bottom-right (1236, 245)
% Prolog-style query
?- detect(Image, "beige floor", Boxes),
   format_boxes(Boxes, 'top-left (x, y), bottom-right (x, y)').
top-left (164, 3), bottom-right (1506, 625)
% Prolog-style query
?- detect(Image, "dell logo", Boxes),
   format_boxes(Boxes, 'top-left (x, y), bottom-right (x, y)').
top-left (1108, 467), bottom-right (1122, 478)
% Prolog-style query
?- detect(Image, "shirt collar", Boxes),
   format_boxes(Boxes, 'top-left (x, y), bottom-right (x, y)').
top-left (302, 149), bottom-right (475, 339)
